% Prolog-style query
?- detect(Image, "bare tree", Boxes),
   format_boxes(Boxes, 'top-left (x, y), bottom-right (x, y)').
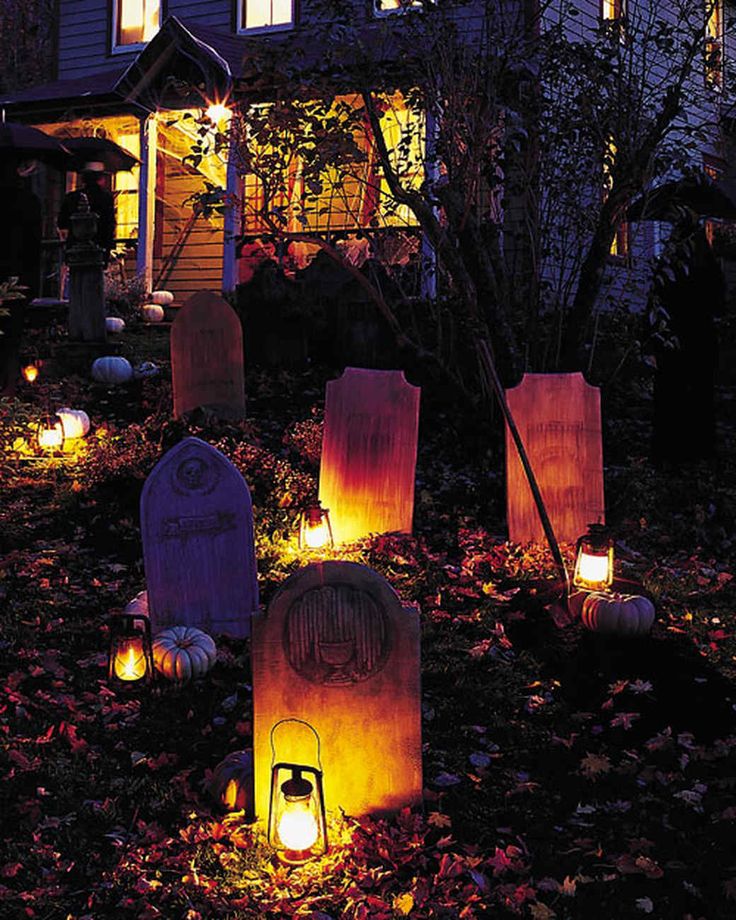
top-left (205, 0), bottom-right (724, 390)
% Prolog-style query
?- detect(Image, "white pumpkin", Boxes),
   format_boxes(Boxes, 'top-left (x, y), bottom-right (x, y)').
top-left (153, 626), bottom-right (217, 683)
top-left (141, 303), bottom-right (165, 323)
top-left (56, 407), bottom-right (90, 439)
top-left (133, 361), bottom-right (160, 379)
top-left (123, 590), bottom-right (149, 618)
top-left (105, 316), bottom-right (126, 334)
top-left (150, 290), bottom-right (174, 306)
top-left (581, 592), bottom-right (655, 636)
top-left (91, 356), bottom-right (134, 384)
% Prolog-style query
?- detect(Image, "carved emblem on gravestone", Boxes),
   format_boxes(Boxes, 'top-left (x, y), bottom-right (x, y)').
top-left (173, 456), bottom-right (219, 495)
top-left (284, 586), bottom-right (390, 685)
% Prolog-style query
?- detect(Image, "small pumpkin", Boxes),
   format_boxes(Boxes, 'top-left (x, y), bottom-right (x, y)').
top-left (581, 592), bottom-right (655, 636)
top-left (105, 316), bottom-right (126, 334)
top-left (133, 361), bottom-right (160, 379)
top-left (141, 303), bottom-right (165, 323)
top-left (153, 626), bottom-right (217, 682)
top-left (208, 750), bottom-right (253, 812)
top-left (150, 290), bottom-right (174, 306)
top-left (91, 356), bottom-right (133, 384)
top-left (56, 407), bottom-right (90, 439)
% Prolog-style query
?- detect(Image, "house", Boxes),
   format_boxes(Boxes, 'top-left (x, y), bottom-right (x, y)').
top-left (1, 0), bottom-right (442, 305)
top-left (2, 0), bottom-right (734, 332)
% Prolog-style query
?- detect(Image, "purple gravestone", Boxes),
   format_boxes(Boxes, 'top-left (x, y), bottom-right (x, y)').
top-left (141, 437), bottom-right (258, 637)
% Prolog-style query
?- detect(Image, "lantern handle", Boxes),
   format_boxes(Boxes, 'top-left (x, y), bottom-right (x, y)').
top-left (269, 718), bottom-right (323, 773)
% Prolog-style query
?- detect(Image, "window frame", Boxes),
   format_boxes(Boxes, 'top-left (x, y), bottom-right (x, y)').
top-left (110, 0), bottom-right (162, 54)
top-left (705, 0), bottom-right (725, 91)
top-left (237, 0), bottom-right (296, 34)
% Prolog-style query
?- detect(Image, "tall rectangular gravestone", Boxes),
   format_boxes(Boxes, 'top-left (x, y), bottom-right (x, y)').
top-left (252, 561), bottom-right (422, 821)
top-left (141, 437), bottom-right (258, 637)
top-left (171, 290), bottom-right (245, 419)
top-left (505, 372), bottom-right (605, 544)
top-left (318, 368), bottom-right (420, 544)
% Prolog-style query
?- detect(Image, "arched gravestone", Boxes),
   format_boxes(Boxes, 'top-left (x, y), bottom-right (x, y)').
top-left (505, 372), bottom-right (605, 544)
top-left (252, 561), bottom-right (422, 822)
top-left (318, 367), bottom-right (420, 544)
top-left (171, 290), bottom-right (246, 419)
top-left (141, 437), bottom-right (258, 637)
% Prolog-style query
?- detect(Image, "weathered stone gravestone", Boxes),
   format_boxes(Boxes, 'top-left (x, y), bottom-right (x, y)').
top-left (140, 437), bottom-right (258, 637)
top-left (505, 372), bottom-right (605, 544)
top-left (170, 290), bottom-right (245, 419)
top-left (318, 368), bottom-right (420, 544)
top-left (252, 561), bottom-right (422, 821)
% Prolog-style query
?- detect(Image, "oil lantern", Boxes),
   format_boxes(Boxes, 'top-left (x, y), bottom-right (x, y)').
top-left (107, 613), bottom-right (155, 689)
top-left (298, 502), bottom-right (334, 551)
top-left (268, 719), bottom-right (328, 865)
top-left (573, 523), bottom-right (614, 592)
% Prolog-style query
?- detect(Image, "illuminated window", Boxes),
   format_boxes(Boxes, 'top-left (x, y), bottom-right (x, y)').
top-left (601, 0), bottom-right (623, 19)
top-left (239, 0), bottom-right (294, 31)
top-left (113, 0), bottom-right (160, 48)
top-left (242, 93), bottom-right (424, 237)
top-left (113, 131), bottom-right (141, 242)
top-left (603, 138), bottom-right (629, 260)
top-left (705, 0), bottom-right (724, 89)
top-left (374, 0), bottom-right (429, 15)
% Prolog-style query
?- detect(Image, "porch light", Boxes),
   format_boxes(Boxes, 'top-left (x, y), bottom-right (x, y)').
top-left (268, 719), bottom-right (328, 865)
top-left (298, 502), bottom-right (334, 551)
top-left (573, 523), bottom-right (614, 592)
top-left (37, 412), bottom-right (64, 452)
top-left (108, 613), bottom-right (155, 689)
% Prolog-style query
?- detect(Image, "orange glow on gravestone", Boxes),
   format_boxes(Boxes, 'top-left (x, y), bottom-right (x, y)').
top-left (505, 373), bottom-right (605, 544)
top-left (252, 562), bottom-right (422, 825)
top-left (318, 368), bottom-right (420, 545)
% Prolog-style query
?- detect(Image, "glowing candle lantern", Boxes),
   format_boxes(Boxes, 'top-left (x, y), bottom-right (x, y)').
top-left (268, 720), bottom-right (327, 865)
top-left (108, 613), bottom-right (155, 689)
top-left (573, 523), bottom-right (614, 592)
top-left (22, 363), bottom-right (39, 383)
top-left (298, 503), bottom-right (334, 551)
top-left (37, 413), bottom-right (65, 452)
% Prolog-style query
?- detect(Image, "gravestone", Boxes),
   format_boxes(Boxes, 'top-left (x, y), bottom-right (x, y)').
top-left (252, 561), bottom-right (422, 821)
top-left (170, 290), bottom-right (245, 419)
top-left (140, 437), bottom-right (258, 637)
top-left (505, 372), bottom-right (604, 544)
top-left (318, 367), bottom-right (420, 544)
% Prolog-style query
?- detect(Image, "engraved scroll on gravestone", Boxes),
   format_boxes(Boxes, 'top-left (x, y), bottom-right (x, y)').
top-left (171, 290), bottom-right (245, 419)
top-left (141, 437), bottom-right (258, 637)
top-left (318, 368), bottom-right (420, 544)
top-left (505, 372), bottom-right (605, 544)
top-left (252, 561), bottom-right (422, 821)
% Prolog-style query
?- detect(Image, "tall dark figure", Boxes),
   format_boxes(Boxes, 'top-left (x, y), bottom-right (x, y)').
top-left (0, 159), bottom-right (42, 394)
top-left (648, 213), bottom-right (724, 466)
top-left (58, 161), bottom-right (115, 264)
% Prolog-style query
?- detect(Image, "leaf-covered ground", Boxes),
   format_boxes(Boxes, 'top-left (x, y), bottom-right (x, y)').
top-left (1, 325), bottom-right (735, 919)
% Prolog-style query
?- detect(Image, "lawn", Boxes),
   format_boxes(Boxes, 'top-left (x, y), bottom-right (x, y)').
top-left (1, 322), bottom-right (735, 919)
